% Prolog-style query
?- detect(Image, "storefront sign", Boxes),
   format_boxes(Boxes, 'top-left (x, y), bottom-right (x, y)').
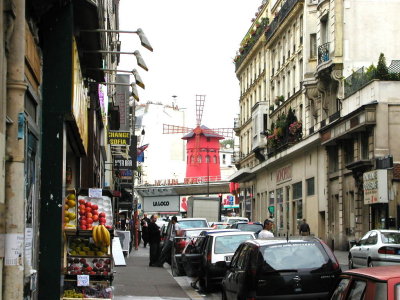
top-left (108, 131), bottom-right (130, 145)
top-left (72, 39), bottom-right (89, 154)
top-left (276, 164), bottom-right (292, 184)
top-left (143, 196), bottom-right (180, 213)
top-left (363, 170), bottom-right (388, 204)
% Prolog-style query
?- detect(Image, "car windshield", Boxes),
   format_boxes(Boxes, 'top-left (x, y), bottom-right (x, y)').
top-left (381, 232), bottom-right (400, 244)
top-left (214, 234), bottom-right (253, 254)
top-left (237, 224), bottom-right (263, 232)
top-left (260, 242), bottom-right (329, 270)
top-left (227, 218), bottom-right (248, 224)
top-left (178, 220), bottom-right (208, 229)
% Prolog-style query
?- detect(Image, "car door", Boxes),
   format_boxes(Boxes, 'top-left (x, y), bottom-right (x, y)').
top-left (360, 231), bottom-right (378, 267)
top-left (351, 232), bottom-right (371, 267)
top-left (181, 235), bottom-right (207, 277)
top-left (225, 244), bottom-right (251, 299)
top-left (223, 243), bottom-right (244, 299)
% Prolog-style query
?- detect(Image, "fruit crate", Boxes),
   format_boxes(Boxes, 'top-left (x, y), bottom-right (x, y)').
top-left (67, 237), bottom-right (110, 257)
top-left (63, 279), bottom-right (112, 299)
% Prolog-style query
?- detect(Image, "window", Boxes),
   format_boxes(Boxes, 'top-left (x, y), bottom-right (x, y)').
top-left (293, 182), bottom-right (302, 200)
top-left (360, 132), bottom-right (369, 159)
top-left (330, 278), bottom-right (351, 300)
top-left (197, 155), bottom-right (202, 163)
top-left (307, 177), bottom-right (315, 196)
top-left (310, 33), bottom-right (317, 58)
top-left (347, 280), bottom-right (367, 300)
top-left (299, 59), bottom-right (303, 82)
top-left (328, 146), bottom-right (339, 172)
top-left (222, 154), bottom-right (226, 164)
top-left (366, 231), bottom-right (377, 245)
top-left (213, 155), bottom-right (217, 163)
top-left (206, 155), bottom-right (210, 163)
top-left (299, 15), bottom-right (303, 44)
top-left (344, 141), bottom-right (354, 165)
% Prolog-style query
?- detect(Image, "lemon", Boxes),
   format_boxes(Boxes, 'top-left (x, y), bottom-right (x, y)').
top-left (67, 193), bottom-right (76, 200)
top-left (67, 199), bottom-right (76, 208)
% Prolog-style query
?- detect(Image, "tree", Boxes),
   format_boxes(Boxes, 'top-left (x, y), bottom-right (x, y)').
top-left (376, 53), bottom-right (389, 80)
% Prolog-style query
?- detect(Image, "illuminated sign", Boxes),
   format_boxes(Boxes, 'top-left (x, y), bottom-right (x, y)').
top-left (108, 131), bottom-right (130, 145)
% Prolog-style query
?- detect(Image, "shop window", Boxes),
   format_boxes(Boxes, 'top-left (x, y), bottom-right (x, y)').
top-left (306, 177), bottom-right (315, 196)
top-left (268, 191), bottom-right (275, 218)
top-left (277, 188), bottom-right (284, 230)
top-left (292, 182), bottom-right (302, 199)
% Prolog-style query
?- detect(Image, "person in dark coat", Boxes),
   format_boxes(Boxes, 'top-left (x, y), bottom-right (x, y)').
top-left (141, 213), bottom-right (151, 247)
top-left (299, 219), bottom-right (311, 236)
top-left (148, 214), bottom-right (161, 267)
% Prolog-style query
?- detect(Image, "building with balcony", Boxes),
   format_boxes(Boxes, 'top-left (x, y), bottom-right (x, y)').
top-left (231, 0), bottom-right (400, 250)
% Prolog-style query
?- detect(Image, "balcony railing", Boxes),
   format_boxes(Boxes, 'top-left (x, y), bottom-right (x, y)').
top-left (266, 0), bottom-right (301, 42)
top-left (318, 42), bottom-right (330, 64)
top-left (344, 67), bottom-right (374, 98)
top-left (267, 135), bottom-right (302, 158)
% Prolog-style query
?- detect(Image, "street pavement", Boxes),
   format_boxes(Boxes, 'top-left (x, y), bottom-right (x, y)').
top-left (113, 242), bottom-right (349, 300)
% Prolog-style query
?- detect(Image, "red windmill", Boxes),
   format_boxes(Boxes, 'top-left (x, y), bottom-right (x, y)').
top-left (163, 95), bottom-right (234, 183)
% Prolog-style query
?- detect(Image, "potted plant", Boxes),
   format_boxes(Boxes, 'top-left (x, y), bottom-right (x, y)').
top-left (269, 104), bottom-right (275, 112)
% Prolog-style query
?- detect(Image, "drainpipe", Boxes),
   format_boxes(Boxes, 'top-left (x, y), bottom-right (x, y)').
top-left (4, 0), bottom-right (27, 298)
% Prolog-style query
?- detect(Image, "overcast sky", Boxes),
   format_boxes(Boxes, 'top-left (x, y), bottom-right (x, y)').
top-left (118, 0), bottom-right (261, 129)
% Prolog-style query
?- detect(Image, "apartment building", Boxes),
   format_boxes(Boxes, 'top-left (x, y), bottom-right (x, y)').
top-left (231, 0), bottom-right (400, 249)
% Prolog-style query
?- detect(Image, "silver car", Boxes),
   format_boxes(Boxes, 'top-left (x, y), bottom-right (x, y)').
top-left (349, 229), bottom-right (400, 268)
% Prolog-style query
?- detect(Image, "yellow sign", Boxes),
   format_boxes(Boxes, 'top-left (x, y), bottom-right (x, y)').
top-left (108, 131), bottom-right (130, 145)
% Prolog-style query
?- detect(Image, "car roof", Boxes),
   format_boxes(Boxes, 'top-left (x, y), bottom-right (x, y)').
top-left (182, 227), bottom-right (210, 231)
top-left (343, 266), bottom-right (400, 281)
top-left (248, 237), bottom-right (320, 246)
top-left (371, 229), bottom-right (400, 233)
top-left (206, 230), bottom-right (255, 237)
top-left (178, 218), bottom-right (208, 221)
top-left (200, 229), bottom-right (240, 235)
top-left (234, 221), bottom-right (262, 225)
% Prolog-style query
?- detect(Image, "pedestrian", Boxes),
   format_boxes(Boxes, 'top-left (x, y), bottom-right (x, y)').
top-left (299, 219), bottom-right (311, 236)
top-left (156, 216), bottom-right (181, 267)
top-left (148, 214), bottom-right (161, 267)
top-left (258, 219), bottom-right (274, 238)
top-left (141, 213), bottom-right (150, 247)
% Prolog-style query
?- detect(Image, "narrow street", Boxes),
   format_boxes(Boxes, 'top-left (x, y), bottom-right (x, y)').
top-left (113, 243), bottom-right (349, 299)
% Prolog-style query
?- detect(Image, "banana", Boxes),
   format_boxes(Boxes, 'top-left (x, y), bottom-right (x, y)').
top-left (99, 225), bottom-right (110, 247)
top-left (92, 225), bottom-right (99, 245)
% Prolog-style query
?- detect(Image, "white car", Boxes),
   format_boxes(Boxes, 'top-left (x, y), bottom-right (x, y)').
top-left (225, 217), bottom-right (249, 225)
top-left (349, 229), bottom-right (400, 268)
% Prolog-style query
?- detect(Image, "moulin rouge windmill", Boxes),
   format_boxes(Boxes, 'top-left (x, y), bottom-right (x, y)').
top-left (163, 95), bottom-right (234, 183)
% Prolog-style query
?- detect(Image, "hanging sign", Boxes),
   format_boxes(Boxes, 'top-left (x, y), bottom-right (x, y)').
top-left (108, 131), bottom-right (130, 145)
top-left (363, 169), bottom-right (388, 204)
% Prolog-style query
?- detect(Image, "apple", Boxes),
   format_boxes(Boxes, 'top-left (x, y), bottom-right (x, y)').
top-left (92, 215), bottom-right (99, 222)
top-left (86, 266), bottom-right (93, 271)
top-left (90, 271), bottom-right (96, 275)
top-left (103, 271), bottom-right (108, 276)
top-left (79, 210), bottom-right (85, 216)
top-left (86, 212), bottom-right (93, 219)
top-left (91, 204), bottom-right (98, 210)
top-left (85, 202), bottom-right (92, 207)
top-left (92, 210), bottom-right (98, 216)
top-left (80, 219), bottom-right (87, 225)
top-left (105, 225), bottom-right (112, 229)
top-left (78, 199), bottom-right (86, 205)
top-left (99, 212), bottom-right (106, 218)
top-left (87, 218), bottom-right (93, 224)
top-left (99, 217), bottom-right (106, 223)
top-left (80, 225), bottom-right (87, 230)
top-left (79, 204), bottom-right (85, 210)
top-left (85, 207), bottom-right (92, 213)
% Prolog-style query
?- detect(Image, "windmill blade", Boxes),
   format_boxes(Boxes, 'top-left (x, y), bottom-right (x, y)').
top-left (196, 95), bottom-right (206, 127)
top-left (203, 128), bottom-right (235, 139)
top-left (163, 124), bottom-right (193, 134)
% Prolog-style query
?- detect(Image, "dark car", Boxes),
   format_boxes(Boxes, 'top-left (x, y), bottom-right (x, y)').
top-left (330, 266), bottom-right (400, 300)
top-left (182, 230), bottom-right (255, 292)
top-left (221, 237), bottom-right (342, 299)
top-left (229, 221), bottom-right (263, 237)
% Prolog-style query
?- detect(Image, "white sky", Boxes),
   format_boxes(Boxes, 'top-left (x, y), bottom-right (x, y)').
top-left (118, 0), bottom-right (261, 129)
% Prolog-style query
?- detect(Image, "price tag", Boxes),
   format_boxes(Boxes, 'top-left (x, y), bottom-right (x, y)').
top-left (77, 275), bottom-right (90, 286)
top-left (88, 188), bottom-right (102, 198)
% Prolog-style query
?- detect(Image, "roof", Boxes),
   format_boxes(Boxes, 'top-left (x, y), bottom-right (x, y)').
top-left (344, 266), bottom-right (400, 281)
top-left (248, 237), bottom-right (320, 246)
top-left (181, 125), bottom-right (224, 140)
top-left (206, 230), bottom-right (255, 237)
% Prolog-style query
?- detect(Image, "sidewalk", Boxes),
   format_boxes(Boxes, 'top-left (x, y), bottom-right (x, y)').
top-left (113, 245), bottom-right (198, 300)
top-left (334, 250), bottom-right (349, 268)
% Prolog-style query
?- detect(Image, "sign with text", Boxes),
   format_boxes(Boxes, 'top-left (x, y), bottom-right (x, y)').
top-left (143, 196), bottom-right (180, 213)
top-left (276, 164), bottom-right (292, 184)
top-left (77, 275), bottom-right (89, 286)
top-left (108, 131), bottom-right (130, 146)
top-left (363, 169), bottom-right (388, 204)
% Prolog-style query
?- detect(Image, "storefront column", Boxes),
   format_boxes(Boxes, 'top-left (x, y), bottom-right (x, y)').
top-left (4, 0), bottom-right (27, 298)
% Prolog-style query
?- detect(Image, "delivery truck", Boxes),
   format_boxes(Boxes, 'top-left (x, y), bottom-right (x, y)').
top-left (186, 196), bottom-right (221, 222)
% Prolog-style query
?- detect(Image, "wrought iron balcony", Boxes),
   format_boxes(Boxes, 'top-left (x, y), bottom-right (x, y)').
top-left (318, 42), bottom-right (330, 64)
top-left (266, 0), bottom-right (302, 42)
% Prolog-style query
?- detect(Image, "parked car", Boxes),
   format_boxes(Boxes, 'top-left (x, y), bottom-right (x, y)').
top-left (182, 230), bottom-right (255, 292)
top-left (161, 217), bottom-right (209, 247)
top-left (225, 217), bottom-right (249, 225)
top-left (229, 221), bottom-right (263, 237)
top-left (171, 227), bottom-right (210, 276)
top-left (330, 266), bottom-right (400, 300)
top-left (348, 229), bottom-right (400, 269)
top-left (221, 237), bottom-right (341, 299)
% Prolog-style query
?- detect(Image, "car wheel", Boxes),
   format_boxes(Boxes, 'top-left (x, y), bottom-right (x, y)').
top-left (368, 259), bottom-right (374, 268)
top-left (348, 255), bottom-right (354, 269)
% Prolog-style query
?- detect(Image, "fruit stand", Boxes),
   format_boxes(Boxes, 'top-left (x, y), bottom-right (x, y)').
top-left (62, 188), bottom-right (115, 299)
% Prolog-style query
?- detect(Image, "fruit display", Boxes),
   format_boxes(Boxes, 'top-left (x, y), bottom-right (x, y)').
top-left (63, 281), bottom-right (112, 299)
top-left (77, 195), bottom-right (113, 230)
top-left (68, 237), bottom-right (109, 257)
top-left (66, 257), bottom-right (112, 276)
top-left (64, 192), bottom-right (77, 229)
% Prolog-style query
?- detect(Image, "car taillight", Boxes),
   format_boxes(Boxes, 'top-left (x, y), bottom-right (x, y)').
top-left (246, 297), bottom-right (256, 300)
top-left (207, 252), bottom-right (211, 262)
top-left (378, 246), bottom-right (397, 254)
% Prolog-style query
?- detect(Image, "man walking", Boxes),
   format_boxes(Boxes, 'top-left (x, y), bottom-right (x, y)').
top-left (299, 219), bottom-right (311, 236)
top-left (258, 219), bottom-right (274, 238)
top-left (148, 214), bottom-right (161, 267)
top-left (156, 216), bottom-right (181, 267)
top-left (141, 213), bottom-right (150, 247)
